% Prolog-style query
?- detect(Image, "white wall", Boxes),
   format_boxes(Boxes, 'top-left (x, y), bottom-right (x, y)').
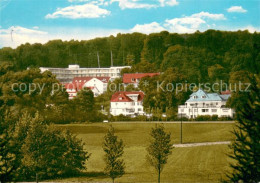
top-left (110, 101), bottom-right (144, 116)
top-left (178, 100), bottom-right (234, 118)
top-left (83, 78), bottom-right (107, 96)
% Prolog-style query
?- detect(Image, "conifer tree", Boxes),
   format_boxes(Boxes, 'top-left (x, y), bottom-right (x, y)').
top-left (228, 75), bottom-right (260, 182)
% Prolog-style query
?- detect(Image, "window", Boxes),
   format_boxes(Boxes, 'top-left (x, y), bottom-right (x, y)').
top-left (202, 109), bottom-right (209, 112)
top-left (216, 103), bottom-right (218, 105)
top-left (193, 95), bottom-right (198, 99)
top-left (202, 95), bottom-right (206, 98)
top-left (212, 109), bottom-right (217, 112)
top-left (194, 109), bottom-right (198, 112)
top-left (181, 109), bottom-right (184, 112)
top-left (138, 108), bottom-right (142, 111)
top-left (131, 78), bottom-right (135, 82)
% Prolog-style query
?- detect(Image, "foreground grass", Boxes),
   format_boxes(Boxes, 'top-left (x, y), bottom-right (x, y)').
top-left (53, 122), bottom-right (235, 182)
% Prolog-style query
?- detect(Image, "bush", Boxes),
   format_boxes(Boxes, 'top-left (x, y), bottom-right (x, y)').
top-left (195, 115), bottom-right (212, 121)
top-left (211, 115), bottom-right (219, 121)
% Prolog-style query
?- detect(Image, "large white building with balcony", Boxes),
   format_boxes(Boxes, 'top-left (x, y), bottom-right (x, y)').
top-left (178, 89), bottom-right (234, 119)
top-left (110, 91), bottom-right (145, 117)
top-left (40, 64), bottom-right (131, 83)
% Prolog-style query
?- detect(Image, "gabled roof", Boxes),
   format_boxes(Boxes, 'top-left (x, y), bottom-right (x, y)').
top-left (221, 90), bottom-right (231, 95)
top-left (64, 83), bottom-right (77, 90)
top-left (123, 73), bottom-right (160, 84)
top-left (73, 77), bottom-right (110, 84)
top-left (64, 83), bottom-right (96, 91)
top-left (187, 89), bottom-right (229, 102)
top-left (73, 77), bottom-right (93, 83)
top-left (111, 91), bottom-right (145, 102)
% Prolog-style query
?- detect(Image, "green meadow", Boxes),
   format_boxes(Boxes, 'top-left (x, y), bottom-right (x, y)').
top-left (53, 122), bottom-right (236, 182)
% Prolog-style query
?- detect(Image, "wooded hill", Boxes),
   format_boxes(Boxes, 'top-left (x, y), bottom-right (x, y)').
top-left (0, 30), bottom-right (259, 84)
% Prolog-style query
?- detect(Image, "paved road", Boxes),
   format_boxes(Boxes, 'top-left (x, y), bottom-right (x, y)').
top-left (111, 121), bottom-right (235, 124)
top-left (173, 141), bottom-right (231, 148)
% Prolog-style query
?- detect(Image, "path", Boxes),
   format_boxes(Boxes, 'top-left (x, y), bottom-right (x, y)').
top-left (173, 141), bottom-right (231, 148)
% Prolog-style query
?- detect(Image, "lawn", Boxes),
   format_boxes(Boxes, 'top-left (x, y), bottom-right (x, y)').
top-left (53, 122), bottom-right (236, 182)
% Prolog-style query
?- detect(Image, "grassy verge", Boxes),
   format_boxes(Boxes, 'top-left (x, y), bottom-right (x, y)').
top-left (52, 122), bottom-right (235, 182)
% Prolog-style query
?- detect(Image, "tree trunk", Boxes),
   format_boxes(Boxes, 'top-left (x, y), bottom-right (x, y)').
top-left (112, 178), bottom-right (115, 183)
top-left (158, 169), bottom-right (160, 183)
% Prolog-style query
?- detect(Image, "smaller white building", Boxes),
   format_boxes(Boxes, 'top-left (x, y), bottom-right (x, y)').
top-left (64, 76), bottom-right (110, 99)
top-left (110, 91), bottom-right (145, 117)
top-left (178, 89), bottom-right (235, 119)
top-left (73, 77), bottom-right (110, 97)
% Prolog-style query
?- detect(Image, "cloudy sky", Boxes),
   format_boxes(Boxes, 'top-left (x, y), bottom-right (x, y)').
top-left (0, 0), bottom-right (259, 48)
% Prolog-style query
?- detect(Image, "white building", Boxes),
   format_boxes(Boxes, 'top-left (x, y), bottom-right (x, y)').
top-left (110, 91), bottom-right (145, 117)
top-left (64, 76), bottom-right (110, 98)
top-left (178, 89), bottom-right (234, 119)
top-left (40, 64), bottom-right (131, 83)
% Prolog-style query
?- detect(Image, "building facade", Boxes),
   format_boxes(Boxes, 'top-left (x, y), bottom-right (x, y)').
top-left (40, 64), bottom-right (131, 83)
top-left (178, 89), bottom-right (234, 119)
top-left (110, 91), bottom-right (145, 117)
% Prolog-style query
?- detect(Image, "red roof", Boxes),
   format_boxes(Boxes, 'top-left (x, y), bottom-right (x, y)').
top-left (111, 91), bottom-right (144, 102)
top-left (73, 77), bottom-right (110, 84)
top-left (123, 73), bottom-right (160, 84)
top-left (73, 77), bottom-right (93, 84)
top-left (64, 83), bottom-right (94, 91)
top-left (64, 83), bottom-right (77, 90)
top-left (221, 90), bottom-right (231, 95)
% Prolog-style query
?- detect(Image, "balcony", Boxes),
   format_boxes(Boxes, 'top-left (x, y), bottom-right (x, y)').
top-left (178, 105), bottom-right (221, 108)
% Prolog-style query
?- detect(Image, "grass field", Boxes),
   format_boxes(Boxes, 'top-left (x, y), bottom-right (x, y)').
top-left (54, 122), bottom-right (236, 182)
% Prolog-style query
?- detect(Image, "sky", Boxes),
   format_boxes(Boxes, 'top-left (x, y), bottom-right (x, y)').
top-left (0, 0), bottom-right (259, 48)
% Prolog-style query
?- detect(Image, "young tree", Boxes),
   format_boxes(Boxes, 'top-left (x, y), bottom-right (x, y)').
top-left (103, 126), bottom-right (125, 183)
top-left (147, 125), bottom-right (173, 183)
top-left (228, 75), bottom-right (260, 182)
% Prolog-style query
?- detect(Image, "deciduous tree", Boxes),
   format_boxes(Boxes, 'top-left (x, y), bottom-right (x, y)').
top-left (103, 126), bottom-right (125, 183)
top-left (147, 125), bottom-right (173, 183)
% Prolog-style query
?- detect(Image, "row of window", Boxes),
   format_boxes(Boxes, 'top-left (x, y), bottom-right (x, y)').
top-left (193, 95), bottom-right (206, 99)
top-left (115, 102), bottom-right (142, 105)
top-left (189, 102), bottom-right (219, 106)
top-left (181, 109), bottom-right (218, 113)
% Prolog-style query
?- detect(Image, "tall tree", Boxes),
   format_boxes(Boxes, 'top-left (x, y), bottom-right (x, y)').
top-left (228, 75), bottom-right (260, 182)
top-left (103, 126), bottom-right (125, 183)
top-left (147, 125), bottom-right (173, 183)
